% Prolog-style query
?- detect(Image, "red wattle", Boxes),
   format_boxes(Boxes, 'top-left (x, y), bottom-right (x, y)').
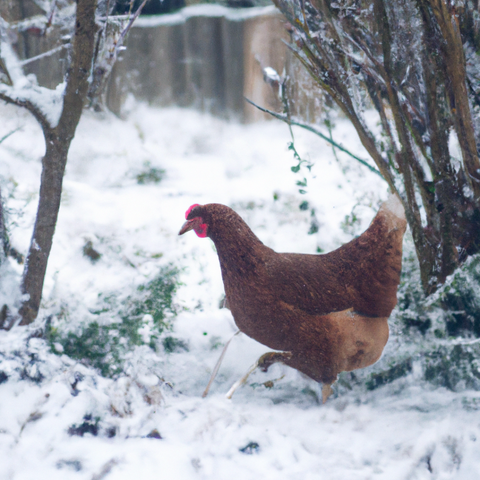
top-left (195, 223), bottom-right (208, 238)
top-left (185, 204), bottom-right (200, 219)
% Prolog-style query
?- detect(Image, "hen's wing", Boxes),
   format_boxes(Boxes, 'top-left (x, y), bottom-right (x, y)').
top-left (264, 200), bottom-right (406, 318)
top-left (264, 251), bottom-right (351, 316)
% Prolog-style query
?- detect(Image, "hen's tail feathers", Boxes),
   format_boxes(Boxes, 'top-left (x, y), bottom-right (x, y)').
top-left (379, 193), bottom-right (407, 231)
top-left (381, 193), bottom-right (405, 219)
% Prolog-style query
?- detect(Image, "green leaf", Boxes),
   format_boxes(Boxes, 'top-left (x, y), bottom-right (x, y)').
top-left (296, 178), bottom-right (308, 187)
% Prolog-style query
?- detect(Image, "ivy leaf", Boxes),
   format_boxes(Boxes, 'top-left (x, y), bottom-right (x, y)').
top-left (296, 178), bottom-right (308, 187)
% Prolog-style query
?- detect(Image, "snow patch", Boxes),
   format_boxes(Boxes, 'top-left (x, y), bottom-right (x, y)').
top-left (1, 103), bottom-right (478, 479)
top-left (383, 193), bottom-right (405, 220)
top-left (135, 5), bottom-right (279, 27)
top-left (0, 81), bottom-right (65, 128)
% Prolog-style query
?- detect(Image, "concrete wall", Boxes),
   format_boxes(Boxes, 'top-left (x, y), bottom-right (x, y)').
top-left (3, 4), bottom-right (322, 123)
top-left (107, 5), bottom-right (296, 121)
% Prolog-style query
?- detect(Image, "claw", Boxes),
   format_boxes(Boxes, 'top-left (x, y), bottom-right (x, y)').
top-left (322, 383), bottom-right (333, 404)
top-left (226, 351), bottom-right (293, 399)
top-left (258, 351), bottom-right (292, 372)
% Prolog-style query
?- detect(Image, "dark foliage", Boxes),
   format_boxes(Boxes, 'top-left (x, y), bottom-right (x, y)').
top-left (68, 414), bottom-right (99, 437)
top-left (82, 241), bottom-right (102, 263)
top-left (114, 0), bottom-right (185, 15)
top-left (239, 442), bottom-right (260, 454)
top-left (423, 343), bottom-right (480, 391)
top-left (146, 428), bottom-right (162, 439)
top-left (366, 358), bottom-right (412, 391)
top-left (46, 265), bottom-right (180, 377)
top-left (136, 165), bottom-right (165, 185)
top-left (162, 336), bottom-right (189, 353)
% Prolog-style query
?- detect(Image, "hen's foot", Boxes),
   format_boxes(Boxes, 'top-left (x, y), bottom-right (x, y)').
top-left (258, 351), bottom-right (293, 372)
top-left (226, 350), bottom-right (292, 399)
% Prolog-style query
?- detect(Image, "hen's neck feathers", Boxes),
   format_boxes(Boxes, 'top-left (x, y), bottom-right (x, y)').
top-left (207, 206), bottom-right (270, 274)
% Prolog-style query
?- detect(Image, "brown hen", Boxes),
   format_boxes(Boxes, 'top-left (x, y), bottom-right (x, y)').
top-left (179, 195), bottom-right (406, 402)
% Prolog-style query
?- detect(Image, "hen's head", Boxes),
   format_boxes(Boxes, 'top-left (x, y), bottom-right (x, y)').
top-left (178, 204), bottom-right (209, 238)
top-left (178, 203), bottom-right (251, 240)
top-left (179, 203), bottom-right (264, 252)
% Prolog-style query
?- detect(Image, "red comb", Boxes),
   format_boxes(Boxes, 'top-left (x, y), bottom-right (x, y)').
top-left (185, 204), bottom-right (200, 219)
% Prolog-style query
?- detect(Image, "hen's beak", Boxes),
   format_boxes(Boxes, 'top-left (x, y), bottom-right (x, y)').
top-left (179, 219), bottom-right (194, 235)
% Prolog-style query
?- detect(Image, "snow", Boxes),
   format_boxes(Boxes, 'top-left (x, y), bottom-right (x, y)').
top-left (0, 102), bottom-right (479, 479)
top-left (0, 79), bottom-right (66, 130)
top-left (382, 193), bottom-right (405, 220)
top-left (0, 26), bottom-right (65, 129)
top-left (134, 5), bottom-right (279, 27)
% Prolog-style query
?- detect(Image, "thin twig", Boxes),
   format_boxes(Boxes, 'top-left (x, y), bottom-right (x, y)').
top-left (202, 330), bottom-right (241, 398)
top-left (0, 127), bottom-right (21, 144)
top-left (244, 97), bottom-right (384, 178)
top-left (115, 0), bottom-right (148, 56)
top-left (325, 115), bottom-right (341, 165)
top-left (19, 44), bottom-right (67, 66)
top-left (226, 358), bottom-right (260, 400)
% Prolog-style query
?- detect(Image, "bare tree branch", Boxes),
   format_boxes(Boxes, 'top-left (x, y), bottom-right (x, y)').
top-left (272, 0), bottom-right (480, 293)
top-left (0, 91), bottom-right (51, 131)
top-left (19, 44), bottom-right (67, 66)
top-left (245, 97), bottom-right (384, 178)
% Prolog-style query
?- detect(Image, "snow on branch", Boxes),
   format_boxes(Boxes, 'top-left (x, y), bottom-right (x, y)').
top-left (88, 0), bottom-right (148, 107)
top-left (0, 35), bottom-right (64, 129)
top-left (19, 44), bottom-right (68, 66)
top-left (0, 82), bottom-right (65, 130)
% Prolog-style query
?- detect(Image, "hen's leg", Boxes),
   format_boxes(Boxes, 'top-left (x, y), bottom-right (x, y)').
top-left (265, 353), bottom-right (334, 404)
top-left (257, 351), bottom-right (293, 372)
top-left (226, 351), bottom-right (292, 399)
top-left (202, 330), bottom-right (241, 398)
top-left (322, 383), bottom-right (333, 404)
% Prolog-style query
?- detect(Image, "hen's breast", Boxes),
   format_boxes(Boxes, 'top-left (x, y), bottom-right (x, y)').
top-left (220, 257), bottom-right (295, 350)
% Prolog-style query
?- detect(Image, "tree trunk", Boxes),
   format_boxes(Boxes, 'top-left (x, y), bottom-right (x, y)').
top-left (18, 140), bottom-right (69, 324)
top-left (272, 0), bottom-right (480, 295)
top-left (19, 0), bottom-right (97, 325)
top-left (0, 186), bottom-right (7, 266)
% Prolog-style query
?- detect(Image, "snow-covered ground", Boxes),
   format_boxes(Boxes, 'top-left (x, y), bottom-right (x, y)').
top-left (0, 103), bottom-right (479, 479)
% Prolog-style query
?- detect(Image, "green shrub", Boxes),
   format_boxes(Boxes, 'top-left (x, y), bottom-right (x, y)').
top-left (395, 248), bottom-right (480, 338)
top-left (436, 255), bottom-right (480, 337)
top-left (365, 358), bottom-right (413, 391)
top-left (129, 265), bottom-right (179, 328)
top-left (162, 336), bottom-right (189, 353)
top-left (136, 163), bottom-right (165, 185)
top-left (46, 264), bottom-right (180, 377)
top-left (422, 343), bottom-right (480, 391)
top-left (394, 243), bottom-right (433, 335)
